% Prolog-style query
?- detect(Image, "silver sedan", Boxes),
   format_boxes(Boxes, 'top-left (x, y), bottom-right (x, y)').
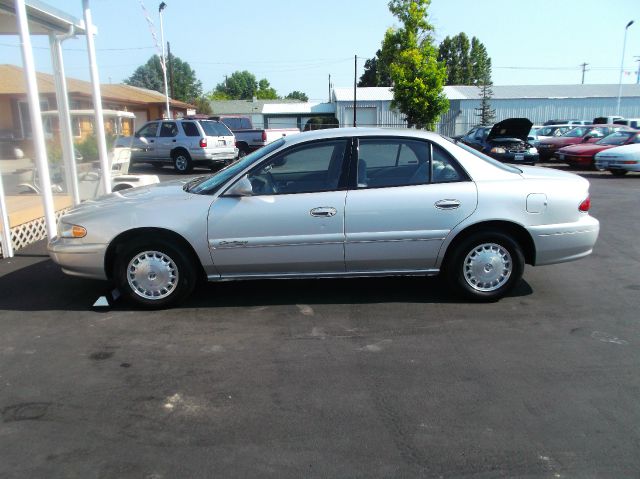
top-left (48, 128), bottom-right (600, 308)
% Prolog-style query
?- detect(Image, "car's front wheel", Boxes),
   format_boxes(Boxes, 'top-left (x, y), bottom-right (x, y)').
top-left (114, 238), bottom-right (197, 309)
top-left (446, 231), bottom-right (524, 301)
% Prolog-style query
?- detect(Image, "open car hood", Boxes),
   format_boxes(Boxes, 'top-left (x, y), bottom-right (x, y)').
top-left (487, 118), bottom-right (533, 142)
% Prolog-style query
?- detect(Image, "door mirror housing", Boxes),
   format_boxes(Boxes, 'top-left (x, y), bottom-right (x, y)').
top-left (583, 135), bottom-right (594, 142)
top-left (223, 175), bottom-right (253, 197)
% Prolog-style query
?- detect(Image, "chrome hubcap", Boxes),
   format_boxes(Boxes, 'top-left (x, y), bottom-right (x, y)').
top-left (127, 250), bottom-right (178, 300)
top-left (463, 243), bottom-right (512, 292)
top-left (175, 155), bottom-right (187, 170)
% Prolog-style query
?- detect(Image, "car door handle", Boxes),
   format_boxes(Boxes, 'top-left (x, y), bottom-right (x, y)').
top-left (310, 207), bottom-right (337, 217)
top-left (435, 199), bottom-right (461, 209)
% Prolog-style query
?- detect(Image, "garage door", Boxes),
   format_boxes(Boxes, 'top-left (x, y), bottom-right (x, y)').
top-left (343, 107), bottom-right (377, 127)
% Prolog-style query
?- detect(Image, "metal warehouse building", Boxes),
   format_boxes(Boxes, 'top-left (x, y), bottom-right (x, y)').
top-left (440, 84), bottom-right (640, 137)
top-left (332, 87), bottom-right (407, 128)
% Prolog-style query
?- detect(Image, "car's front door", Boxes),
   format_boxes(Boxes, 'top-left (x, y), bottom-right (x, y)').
top-left (345, 137), bottom-right (477, 272)
top-left (207, 139), bottom-right (349, 277)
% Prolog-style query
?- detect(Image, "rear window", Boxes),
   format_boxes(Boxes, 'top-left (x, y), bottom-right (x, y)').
top-left (198, 120), bottom-right (233, 137)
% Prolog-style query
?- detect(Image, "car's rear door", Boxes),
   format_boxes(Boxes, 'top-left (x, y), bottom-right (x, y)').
top-left (344, 137), bottom-right (477, 272)
top-left (207, 138), bottom-right (349, 276)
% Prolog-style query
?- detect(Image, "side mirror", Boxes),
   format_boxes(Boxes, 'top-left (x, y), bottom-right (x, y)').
top-left (223, 175), bottom-right (253, 197)
top-left (582, 135), bottom-right (594, 142)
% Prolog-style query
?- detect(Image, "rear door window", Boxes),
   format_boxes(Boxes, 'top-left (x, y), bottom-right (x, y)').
top-left (159, 122), bottom-right (178, 137)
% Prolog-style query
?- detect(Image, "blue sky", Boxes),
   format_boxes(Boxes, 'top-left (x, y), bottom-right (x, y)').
top-left (1, 0), bottom-right (639, 102)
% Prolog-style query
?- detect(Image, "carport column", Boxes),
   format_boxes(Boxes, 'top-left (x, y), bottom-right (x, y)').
top-left (49, 31), bottom-right (81, 206)
top-left (0, 171), bottom-right (14, 258)
top-left (14, 0), bottom-right (57, 239)
top-left (82, 0), bottom-right (111, 194)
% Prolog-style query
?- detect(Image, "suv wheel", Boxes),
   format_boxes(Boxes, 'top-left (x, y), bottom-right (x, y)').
top-left (173, 150), bottom-right (193, 174)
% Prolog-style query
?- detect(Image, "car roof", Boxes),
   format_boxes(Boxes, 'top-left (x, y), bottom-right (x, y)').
top-left (282, 127), bottom-right (443, 147)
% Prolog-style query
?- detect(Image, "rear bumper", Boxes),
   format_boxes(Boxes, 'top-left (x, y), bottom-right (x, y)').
top-left (48, 237), bottom-right (108, 280)
top-left (529, 215), bottom-right (600, 266)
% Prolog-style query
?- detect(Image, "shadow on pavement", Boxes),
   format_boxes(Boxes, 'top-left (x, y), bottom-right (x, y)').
top-left (0, 241), bottom-right (533, 311)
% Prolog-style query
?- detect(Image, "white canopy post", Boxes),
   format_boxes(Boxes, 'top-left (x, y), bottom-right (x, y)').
top-left (82, 0), bottom-right (111, 194)
top-left (0, 171), bottom-right (13, 258)
top-left (49, 29), bottom-right (81, 206)
top-left (14, 0), bottom-right (57, 239)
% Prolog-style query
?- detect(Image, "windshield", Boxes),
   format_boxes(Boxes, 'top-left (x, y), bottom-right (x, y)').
top-left (563, 127), bottom-right (591, 138)
top-left (596, 131), bottom-right (634, 146)
top-left (186, 138), bottom-right (286, 194)
top-left (444, 136), bottom-right (522, 173)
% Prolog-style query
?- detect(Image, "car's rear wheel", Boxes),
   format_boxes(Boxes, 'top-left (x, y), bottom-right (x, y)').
top-left (446, 231), bottom-right (524, 301)
top-left (610, 169), bottom-right (628, 177)
top-left (172, 150), bottom-right (193, 174)
top-left (115, 238), bottom-right (197, 309)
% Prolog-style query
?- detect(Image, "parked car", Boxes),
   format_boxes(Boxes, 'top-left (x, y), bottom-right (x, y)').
top-left (123, 119), bottom-right (237, 173)
top-left (537, 125), bottom-right (624, 161)
top-left (209, 115), bottom-right (300, 158)
top-left (48, 128), bottom-right (599, 308)
top-left (459, 118), bottom-right (539, 165)
top-left (543, 119), bottom-right (580, 126)
top-left (535, 124), bottom-right (575, 142)
top-left (527, 126), bottom-right (543, 148)
top-left (593, 116), bottom-right (624, 125)
top-left (595, 143), bottom-right (640, 176)
top-left (613, 118), bottom-right (640, 129)
top-left (556, 129), bottom-right (639, 168)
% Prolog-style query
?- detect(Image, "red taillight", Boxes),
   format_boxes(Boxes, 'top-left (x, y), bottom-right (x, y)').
top-left (579, 196), bottom-right (591, 212)
top-left (199, 137), bottom-right (207, 148)
top-left (261, 130), bottom-right (267, 142)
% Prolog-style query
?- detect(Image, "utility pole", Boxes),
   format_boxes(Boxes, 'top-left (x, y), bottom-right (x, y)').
top-left (328, 74), bottom-right (331, 103)
top-left (353, 55), bottom-right (357, 127)
top-left (635, 56), bottom-right (640, 84)
top-left (580, 62), bottom-right (589, 84)
top-left (167, 41), bottom-right (174, 99)
top-left (158, 2), bottom-right (170, 119)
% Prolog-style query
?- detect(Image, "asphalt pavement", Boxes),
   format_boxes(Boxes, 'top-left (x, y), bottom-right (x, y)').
top-left (0, 168), bottom-right (638, 478)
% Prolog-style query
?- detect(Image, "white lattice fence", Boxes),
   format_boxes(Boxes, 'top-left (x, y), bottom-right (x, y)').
top-left (0, 209), bottom-right (69, 258)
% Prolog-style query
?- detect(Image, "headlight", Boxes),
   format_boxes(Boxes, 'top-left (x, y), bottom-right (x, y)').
top-left (490, 147), bottom-right (506, 154)
top-left (528, 148), bottom-right (538, 154)
top-left (59, 222), bottom-right (87, 238)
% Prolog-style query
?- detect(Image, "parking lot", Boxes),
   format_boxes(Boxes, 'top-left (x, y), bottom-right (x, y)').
top-left (0, 165), bottom-right (638, 478)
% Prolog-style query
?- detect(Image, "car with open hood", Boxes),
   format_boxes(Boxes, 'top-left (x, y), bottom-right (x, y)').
top-left (48, 128), bottom-right (599, 309)
top-left (459, 118), bottom-right (539, 165)
top-left (556, 129), bottom-right (640, 169)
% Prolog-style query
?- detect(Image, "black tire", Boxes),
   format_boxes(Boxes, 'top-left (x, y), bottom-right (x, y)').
top-left (114, 238), bottom-right (197, 309)
top-left (610, 169), bottom-right (628, 177)
top-left (172, 150), bottom-right (193, 174)
top-left (112, 183), bottom-right (133, 192)
top-left (445, 231), bottom-right (524, 301)
top-left (238, 147), bottom-right (249, 159)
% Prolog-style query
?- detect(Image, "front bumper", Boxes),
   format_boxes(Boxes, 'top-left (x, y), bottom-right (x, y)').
top-left (556, 153), bottom-right (591, 167)
top-left (529, 215), bottom-right (600, 266)
top-left (489, 152), bottom-right (539, 165)
top-left (48, 236), bottom-right (109, 280)
top-left (595, 158), bottom-right (640, 172)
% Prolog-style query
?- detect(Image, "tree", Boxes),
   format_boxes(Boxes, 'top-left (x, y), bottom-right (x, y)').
top-left (213, 70), bottom-right (257, 100)
top-left (285, 90), bottom-right (309, 102)
top-left (438, 33), bottom-right (491, 86)
top-left (358, 50), bottom-right (393, 87)
top-left (124, 54), bottom-right (203, 103)
top-left (257, 79), bottom-right (278, 100)
top-left (383, 0), bottom-right (449, 129)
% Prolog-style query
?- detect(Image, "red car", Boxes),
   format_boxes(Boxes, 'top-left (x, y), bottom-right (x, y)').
top-left (537, 125), bottom-right (625, 161)
top-left (556, 130), bottom-right (640, 168)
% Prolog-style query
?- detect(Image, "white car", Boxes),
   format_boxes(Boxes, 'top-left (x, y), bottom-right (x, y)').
top-left (48, 128), bottom-right (600, 309)
top-left (595, 143), bottom-right (640, 176)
